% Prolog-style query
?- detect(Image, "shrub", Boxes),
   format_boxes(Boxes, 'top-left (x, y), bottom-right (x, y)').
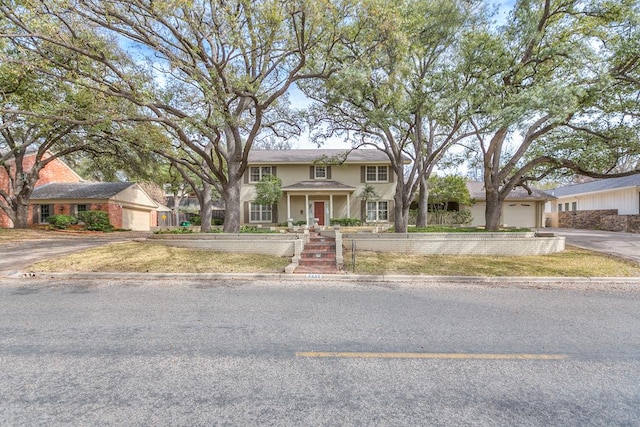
top-left (46, 214), bottom-right (77, 229)
top-left (330, 218), bottom-right (361, 226)
top-left (77, 210), bottom-right (113, 232)
top-left (212, 218), bottom-right (224, 226)
top-left (239, 225), bottom-right (276, 233)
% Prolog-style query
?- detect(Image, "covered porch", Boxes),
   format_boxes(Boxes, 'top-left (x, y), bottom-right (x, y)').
top-left (282, 181), bottom-right (356, 227)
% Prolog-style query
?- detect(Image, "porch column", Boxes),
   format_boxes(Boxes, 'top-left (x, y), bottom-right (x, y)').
top-left (347, 193), bottom-right (351, 218)
top-left (329, 194), bottom-right (334, 221)
top-left (287, 192), bottom-right (291, 220)
top-left (305, 193), bottom-right (309, 226)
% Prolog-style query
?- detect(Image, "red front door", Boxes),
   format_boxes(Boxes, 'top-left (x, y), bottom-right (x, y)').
top-left (314, 201), bottom-right (325, 226)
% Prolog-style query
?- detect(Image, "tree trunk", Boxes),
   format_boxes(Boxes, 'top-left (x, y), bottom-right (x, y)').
top-left (13, 198), bottom-right (30, 229)
top-left (415, 177), bottom-right (428, 228)
top-left (222, 180), bottom-right (241, 233)
top-left (393, 185), bottom-right (409, 233)
top-left (484, 187), bottom-right (503, 231)
top-left (199, 182), bottom-right (213, 232)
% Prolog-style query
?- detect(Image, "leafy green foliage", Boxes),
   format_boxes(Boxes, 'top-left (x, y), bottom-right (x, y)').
top-left (239, 225), bottom-right (277, 233)
top-left (254, 175), bottom-right (282, 206)
top-left (330, 218), bottom-right (361, 226)
top-left (77, 210), bottom-right (113, 232)
top-left (46, 214), bottom-right (77, 229)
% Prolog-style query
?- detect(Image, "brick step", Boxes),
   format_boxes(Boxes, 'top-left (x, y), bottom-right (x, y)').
top-left (297, 258), bottom-right (337, 265)
top-left (301, 252), bottom-right (336, 260)
top-left (302, 245), bottom-right (333, 252)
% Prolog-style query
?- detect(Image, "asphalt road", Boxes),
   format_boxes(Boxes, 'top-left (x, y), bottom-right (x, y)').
top-left (1, 278), bottom-right (639, 426)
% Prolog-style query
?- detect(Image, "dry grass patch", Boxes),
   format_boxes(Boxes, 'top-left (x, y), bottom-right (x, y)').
top-left (344, 246), bottom-right (640, 277)
top-left (29, 242), bottom-right (290, 273)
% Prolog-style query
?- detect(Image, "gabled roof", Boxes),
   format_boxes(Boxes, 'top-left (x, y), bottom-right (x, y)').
top-left (467, 181), bottom-right (554, 201)
top-left (551, 174), bottom-right (640, 197)
top-left (31, 182), bottom-right (137, 200)
top-left (248, 149), bottom-right (407, 164)
top-left (283, 180), bottom-right (356, 191)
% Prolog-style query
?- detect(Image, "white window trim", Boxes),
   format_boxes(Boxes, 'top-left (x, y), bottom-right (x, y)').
top-left (249, 202), bottom-right (273, 223)
top-left (365, 165), bottom-right (388, 183)
top-left (249, 166), bottom-right (273, 183)
top-left (366, 200), bottom-right (389, 222)
top-left (314, 165), bottom-right (327, 179)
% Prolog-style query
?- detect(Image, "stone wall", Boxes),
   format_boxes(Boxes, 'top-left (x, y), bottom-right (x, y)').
top-left (558, 209), bottom-right (618, 229)
top-left (601, 215), bottom-right (640, 233)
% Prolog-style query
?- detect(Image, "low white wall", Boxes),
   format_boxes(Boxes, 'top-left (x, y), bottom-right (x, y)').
top-left (148, 233), bottom-right (305, 257)
top-left (342, 232), bottom-right (565, 256)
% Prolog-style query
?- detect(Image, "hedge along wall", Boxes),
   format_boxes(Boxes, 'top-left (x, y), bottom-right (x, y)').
top-left (340, 232), bottom-right (565, 256)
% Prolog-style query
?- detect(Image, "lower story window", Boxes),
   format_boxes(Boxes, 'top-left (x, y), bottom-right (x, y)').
top-left (250, 203), bottom-right (272, 222)
top-left (366, 201), bottom-right (388, 222)
top-left (39, 204), bottom-right (52, 223)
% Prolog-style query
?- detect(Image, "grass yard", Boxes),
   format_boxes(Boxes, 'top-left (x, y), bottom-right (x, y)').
top-left (29, 242), bottom-right (290, 274)
top-left (343, 246), bottom-right (640, 277)
top-left (26, 240), bottom-right (640, 277)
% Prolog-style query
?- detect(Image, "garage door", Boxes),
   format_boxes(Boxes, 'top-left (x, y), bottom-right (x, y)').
top-left (502, 203), bottom-right (536, 228)
top-left (122, 208), bottom-right (151, 231)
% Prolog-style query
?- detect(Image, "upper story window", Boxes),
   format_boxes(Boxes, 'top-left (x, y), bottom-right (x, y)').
top-left (314, 165), bottom-right (327, 179)
top-left (249, 166), bottom-right (272, 183)
top-left (366, 165), bottom-right (388, 183)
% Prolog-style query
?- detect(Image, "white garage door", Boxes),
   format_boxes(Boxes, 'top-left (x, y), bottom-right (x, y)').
top-left (502, 203), bottom-right (536, 228)
top-left (122, 208), bottom-right (151, 231)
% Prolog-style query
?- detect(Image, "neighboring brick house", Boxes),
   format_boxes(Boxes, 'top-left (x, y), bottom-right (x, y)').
top-left (242, 149), bottom-right (402, 226)
top-left (0, 153), bottom-right (83, 228)
top-left (545, 175), bottom-right (640, 232)
top-left (0, 152), bottom-right (158, 231)
top-left (466, 182), bottom-right (554, 228)
top-left (30, 182), bottom-right (158, 231)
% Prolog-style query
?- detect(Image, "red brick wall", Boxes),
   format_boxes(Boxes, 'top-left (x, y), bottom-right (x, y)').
top-left (106, 203), bottom-right (123, 229)
top-left (0, 154), bottom-right (81, 228)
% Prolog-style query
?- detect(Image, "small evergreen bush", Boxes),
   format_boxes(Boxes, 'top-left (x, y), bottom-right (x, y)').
top-left (77, 210), bottom-right (113, 232)
top-left (46, 214), bottom-right (77, 229)
top-left (330, 218), bottom-right (361, 226)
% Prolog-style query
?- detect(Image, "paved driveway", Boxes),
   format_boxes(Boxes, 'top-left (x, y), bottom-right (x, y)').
top-left (548, 228), bottom-right (640, 265)
top-left (0, 234), bottom-right (147, 275)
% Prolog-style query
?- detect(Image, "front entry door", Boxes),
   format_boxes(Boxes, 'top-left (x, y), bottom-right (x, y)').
top-left (314, 201), bottom-right (325, 226)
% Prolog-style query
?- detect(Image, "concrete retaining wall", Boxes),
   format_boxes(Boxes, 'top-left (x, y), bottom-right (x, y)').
top-left (341, 232), bottom-right (565, 256)
top-left (148, 233), bottom-right (305, 257)
top-left (148, 231), bottom-right (565, 257)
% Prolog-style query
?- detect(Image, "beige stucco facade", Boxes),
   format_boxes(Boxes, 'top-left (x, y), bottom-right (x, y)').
top-left (241, 150), bottom-right (398, 226)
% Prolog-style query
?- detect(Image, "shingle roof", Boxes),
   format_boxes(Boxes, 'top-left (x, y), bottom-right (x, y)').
top-left (248, 149), bottom-right (403, 164)
top-left (31, 182), bottom-right (136, 200)
top-left (282, 180), bottom-right (356, 191)
top-left (467, 181), bottom-right (554, 201)
top-left (550, 174), bottom-right (640, 197)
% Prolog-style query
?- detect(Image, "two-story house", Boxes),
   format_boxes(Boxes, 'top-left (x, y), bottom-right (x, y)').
top-left (242, 149), bottom-right (400, 226)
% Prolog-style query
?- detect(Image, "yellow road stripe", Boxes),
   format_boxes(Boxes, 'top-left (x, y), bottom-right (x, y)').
top-left (296, 352), bottom-right (567, 360)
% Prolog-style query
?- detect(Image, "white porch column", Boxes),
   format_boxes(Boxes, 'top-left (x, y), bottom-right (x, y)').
top-left (347, 193), bottom-right (351, 218)
top-left (305, 194), bottom-right (309, 226)
top-left (329, 194), bottom-right (334, 221)
top-left (287, 192), bottom-right (291, 220)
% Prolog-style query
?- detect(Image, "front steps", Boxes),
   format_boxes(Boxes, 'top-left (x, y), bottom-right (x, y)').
top-left (294, 232), bottom-right (341, 274)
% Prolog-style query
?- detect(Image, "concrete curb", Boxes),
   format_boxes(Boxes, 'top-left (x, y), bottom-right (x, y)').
top-left (7, 270), bottom-right (640, 285)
